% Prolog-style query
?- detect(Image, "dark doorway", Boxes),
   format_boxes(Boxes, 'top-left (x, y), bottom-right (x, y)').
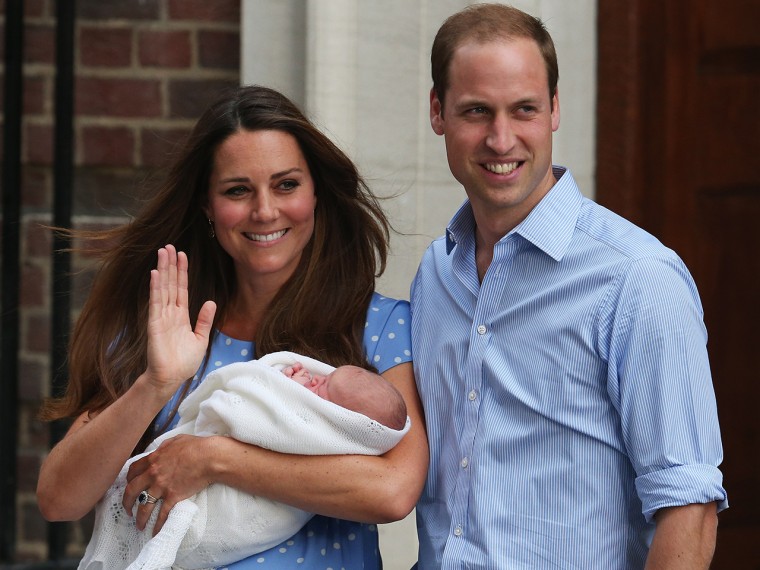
top-left (597, 0), bottom-right (760, 567)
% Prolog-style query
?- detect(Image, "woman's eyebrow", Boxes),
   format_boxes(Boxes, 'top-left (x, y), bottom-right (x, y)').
top-left (217, 167), bottom-right (303, 185)
top-left (270, 167), bottom-right (303, 180)
top-left (218, 176), bottom-right (250, 184)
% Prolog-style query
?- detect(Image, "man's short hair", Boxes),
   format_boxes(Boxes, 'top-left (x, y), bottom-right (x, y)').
top-left (431, 3), bottom-right (559, 110)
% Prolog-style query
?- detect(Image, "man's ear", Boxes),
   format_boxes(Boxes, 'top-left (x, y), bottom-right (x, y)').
top-left (551, 88), bottom-right (560, 132)
top-left (430, 88), bottom-right (445, 135)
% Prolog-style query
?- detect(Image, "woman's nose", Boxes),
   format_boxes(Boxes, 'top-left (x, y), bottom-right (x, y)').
top-left (251, 193), bottom-right (278, 221)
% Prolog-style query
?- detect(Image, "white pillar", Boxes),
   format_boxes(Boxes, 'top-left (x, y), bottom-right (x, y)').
top-left (305, 0), bottom-right (358, 153)
top-left (240, 0), bottom-right (307, 108)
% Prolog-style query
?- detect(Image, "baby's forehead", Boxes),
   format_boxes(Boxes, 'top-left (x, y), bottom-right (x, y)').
top-left (330, 366), bottom-right (374, 391)
top-left (331, 365), bottom-right (363, 380)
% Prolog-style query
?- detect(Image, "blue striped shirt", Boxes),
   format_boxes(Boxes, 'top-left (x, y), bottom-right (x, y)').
top-left (410, 167), bottom-right (727, 569)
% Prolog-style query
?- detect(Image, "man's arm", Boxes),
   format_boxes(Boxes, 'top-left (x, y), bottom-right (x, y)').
top-left (645, 502), bottom-right (718, 570)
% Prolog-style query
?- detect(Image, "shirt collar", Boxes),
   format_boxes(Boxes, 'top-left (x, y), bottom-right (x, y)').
top-left (445, 166), bottom-right (583, 261)
top-left (445, 201), bottom-right (475, 255)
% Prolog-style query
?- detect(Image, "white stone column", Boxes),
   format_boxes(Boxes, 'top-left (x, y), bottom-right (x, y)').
top-left (304, 0), bottom-right (358, 153)
top-left (240, 0), bottom-right (307, 108)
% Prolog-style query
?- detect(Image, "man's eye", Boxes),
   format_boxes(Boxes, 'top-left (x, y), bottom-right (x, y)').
top-left (468, 106), bottom-right (488, 115)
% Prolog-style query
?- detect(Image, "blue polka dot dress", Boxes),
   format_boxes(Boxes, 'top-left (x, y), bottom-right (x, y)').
top-left (154, 292), bottom-right (412, 569)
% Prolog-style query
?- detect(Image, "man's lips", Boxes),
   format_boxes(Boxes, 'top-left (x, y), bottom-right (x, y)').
top-left (483, 161), bottom-right (520, 175)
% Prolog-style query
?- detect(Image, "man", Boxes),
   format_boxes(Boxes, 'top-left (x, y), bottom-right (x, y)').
top-left (410, 4), bottom-right (727, 569)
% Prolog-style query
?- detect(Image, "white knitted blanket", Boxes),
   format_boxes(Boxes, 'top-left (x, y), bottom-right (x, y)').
top-left (78, 351), bottom-right (410, 570)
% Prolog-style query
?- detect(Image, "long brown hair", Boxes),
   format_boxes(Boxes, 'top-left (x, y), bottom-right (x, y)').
top-left (40, 85), bottom-right (390, 431)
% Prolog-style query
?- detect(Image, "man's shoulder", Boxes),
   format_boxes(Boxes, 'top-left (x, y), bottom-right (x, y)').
top-left (420, 234), bottom-right (450, 260)
top-left (410, 235), bottom-right (454, 310)
top-left (414, 235), bottom-right (454, 283)
top-left (577, 199), bottom-right (678, 262)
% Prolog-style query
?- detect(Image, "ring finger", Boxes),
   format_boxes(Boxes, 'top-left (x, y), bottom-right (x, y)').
top-left (134, 488), bottom-right (162, 531)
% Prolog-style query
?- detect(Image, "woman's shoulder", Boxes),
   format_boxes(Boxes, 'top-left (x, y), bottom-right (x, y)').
top-left (364, 292), bottom-right (412, 372)
top-left (366, 291), bottom-right (410, 320)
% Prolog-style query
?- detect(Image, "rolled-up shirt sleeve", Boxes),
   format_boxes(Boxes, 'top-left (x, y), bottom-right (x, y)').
top-left (603, 255), bottom-right (728, 522)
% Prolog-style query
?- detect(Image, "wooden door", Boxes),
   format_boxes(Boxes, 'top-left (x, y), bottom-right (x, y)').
top-left (597, 1), bottom-right (760, 567)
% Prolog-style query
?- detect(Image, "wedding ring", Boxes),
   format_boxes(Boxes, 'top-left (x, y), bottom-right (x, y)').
top-left (138, 490), bottom-right (159, 505)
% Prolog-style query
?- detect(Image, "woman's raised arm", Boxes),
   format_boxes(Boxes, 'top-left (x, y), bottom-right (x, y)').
top-left (36, 245), bottom-right (216, 520)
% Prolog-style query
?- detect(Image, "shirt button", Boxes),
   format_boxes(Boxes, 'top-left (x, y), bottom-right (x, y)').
top-left (476, 324), bottom-right (487, 335)
top-left (468, 390), bottom-right (477, 401)
top-left (460, 457), bottom-right (469, 468)
top-left (454, 525), bottom-right (463, 537)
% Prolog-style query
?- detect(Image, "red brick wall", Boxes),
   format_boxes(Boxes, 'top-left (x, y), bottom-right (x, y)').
top-left (1, 0), bottom-right (240, 561)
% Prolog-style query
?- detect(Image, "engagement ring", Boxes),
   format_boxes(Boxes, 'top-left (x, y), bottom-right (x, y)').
top-left (138, 490), bottom-right (158, 505)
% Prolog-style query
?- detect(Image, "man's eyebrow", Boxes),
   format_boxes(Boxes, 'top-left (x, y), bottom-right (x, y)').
top-left (513, 96), bottom-right (541, 107)
top-left (452, 95), bottom-right (544, 111)
top-left (452, 98), bottom-right (488, 110)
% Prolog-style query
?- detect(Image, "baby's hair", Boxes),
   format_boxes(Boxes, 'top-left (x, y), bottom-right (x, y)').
top-left (340, 368), bottom-right (407, 430)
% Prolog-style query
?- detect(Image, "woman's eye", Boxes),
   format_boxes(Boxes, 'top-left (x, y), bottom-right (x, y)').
top-left (224, 185), bottom-right (247, 196)
top-left (279, 179), bottom-right (300, 191)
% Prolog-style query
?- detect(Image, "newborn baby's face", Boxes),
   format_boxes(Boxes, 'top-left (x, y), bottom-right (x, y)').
top-left (310, 366), bottom-right (366, 404)
top-left (285, 363), bottom-right (332, 398)
top-left (305, 372), bottom-right (332, 400)
top-left (288, 364), bottom-right (365, 406)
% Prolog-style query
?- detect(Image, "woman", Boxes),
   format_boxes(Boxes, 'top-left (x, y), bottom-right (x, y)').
top-left (37, 85), bottom-right (428, 568)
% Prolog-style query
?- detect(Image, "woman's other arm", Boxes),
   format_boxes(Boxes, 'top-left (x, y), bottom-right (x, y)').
top-left (125, 361), bottom-right (429, 532)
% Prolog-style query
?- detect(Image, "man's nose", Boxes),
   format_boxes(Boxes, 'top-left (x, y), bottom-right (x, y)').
top-left (485, 114), bottom-right (516, 155)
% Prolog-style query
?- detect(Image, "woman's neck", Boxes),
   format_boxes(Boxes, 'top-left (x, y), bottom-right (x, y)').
top-left (218, 279), bottom-right (279, 341)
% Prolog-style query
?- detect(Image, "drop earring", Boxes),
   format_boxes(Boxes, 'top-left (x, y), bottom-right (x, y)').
top-left (207, 218), bottom-right (215, 238)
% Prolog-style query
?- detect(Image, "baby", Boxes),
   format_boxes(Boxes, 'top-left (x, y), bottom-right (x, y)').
top-left (79, 352), bottom-right (410, 570)
top-left (282, 362), bottom-right (407, 431)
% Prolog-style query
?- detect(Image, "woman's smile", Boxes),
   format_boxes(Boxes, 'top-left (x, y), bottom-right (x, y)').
top-left (206, 129), bottom-right (317, 288)
top-left (243, 229), bottom-right (288, 243)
